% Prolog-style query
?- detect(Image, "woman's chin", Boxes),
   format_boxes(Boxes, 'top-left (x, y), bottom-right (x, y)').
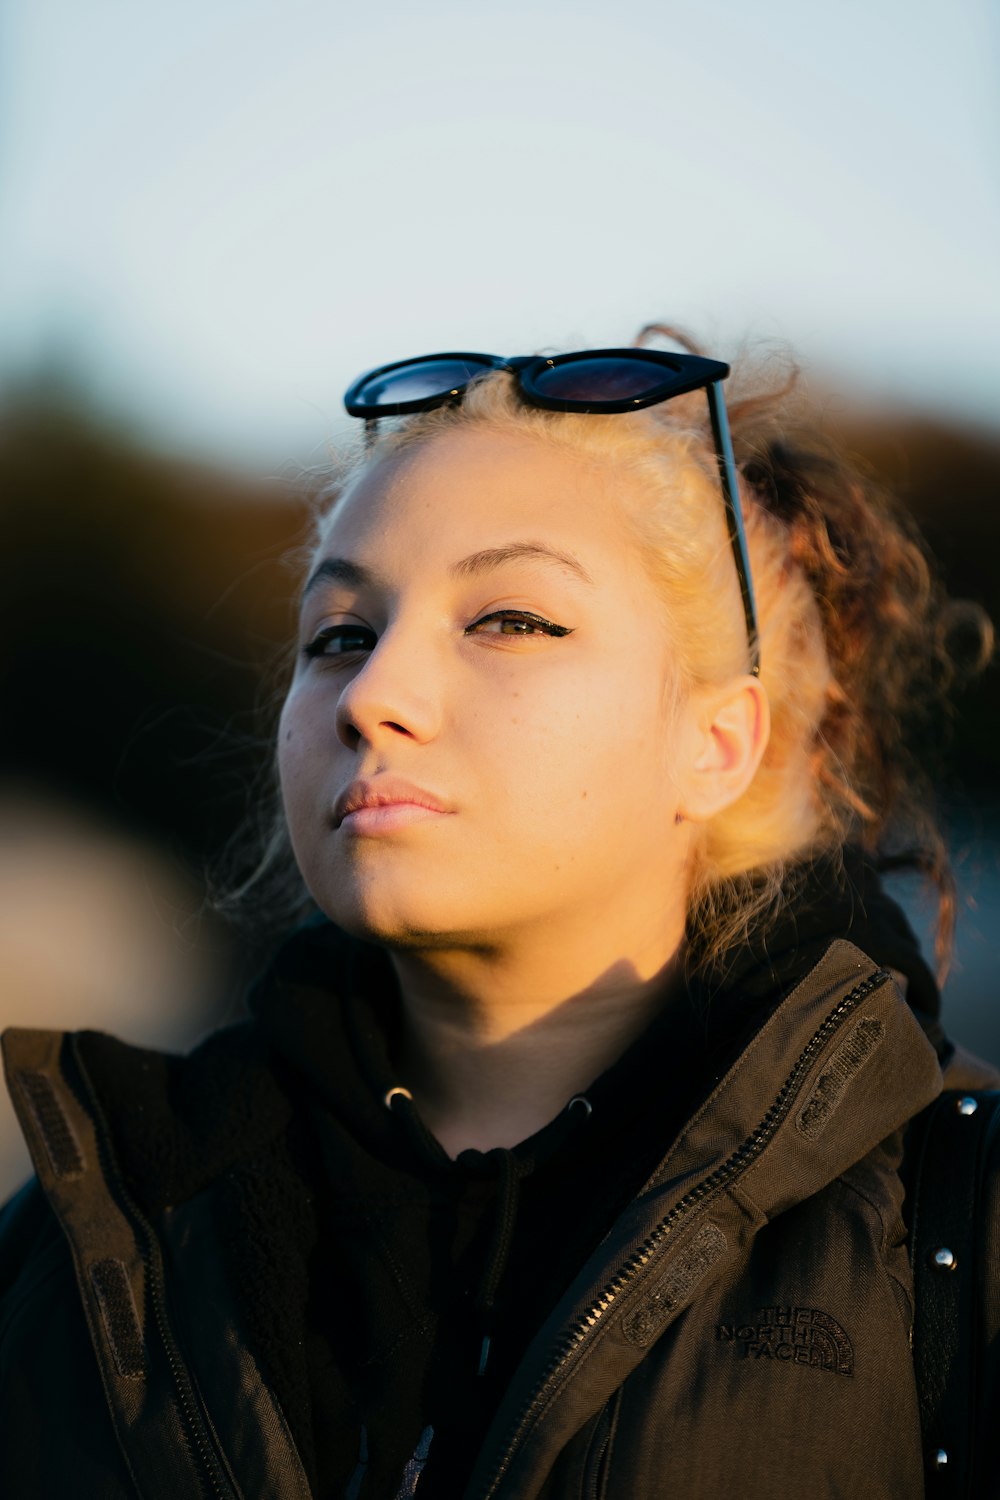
top-left (313, 887), bottom-right (475, 950)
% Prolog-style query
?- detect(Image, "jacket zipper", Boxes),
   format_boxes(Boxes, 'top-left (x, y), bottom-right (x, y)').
top-left (70, 1039), bottom-right (235, 1500)
top-left (144, 1253), bottom-right (234, 1499)
top-left (473, 966), bottom-right (891, 1500)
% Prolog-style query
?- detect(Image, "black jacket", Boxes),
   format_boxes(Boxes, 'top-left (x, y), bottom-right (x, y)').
top-left (2, 867), bottom-right (997, 1497)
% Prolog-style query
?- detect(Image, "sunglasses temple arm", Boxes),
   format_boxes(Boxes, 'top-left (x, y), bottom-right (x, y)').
top-left (705, 382), bottom-right (761, 677)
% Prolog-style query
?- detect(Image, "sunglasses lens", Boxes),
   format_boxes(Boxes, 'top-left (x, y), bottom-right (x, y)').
top-left (532, 356), bottom-right (676, 404)
top-left (354, 357), bottom-right (495, 411)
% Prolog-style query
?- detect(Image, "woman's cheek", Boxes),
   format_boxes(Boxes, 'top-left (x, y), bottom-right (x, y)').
top-left (281, 688), bottom-right (322, 767)
top-left (277, 713), bottom-right (315, 813)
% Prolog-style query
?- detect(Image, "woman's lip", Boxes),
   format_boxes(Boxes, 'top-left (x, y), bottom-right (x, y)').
top-left (332, 774), bottom-right (449, 834)
top-left (339, 802), bottom-right (449, 835)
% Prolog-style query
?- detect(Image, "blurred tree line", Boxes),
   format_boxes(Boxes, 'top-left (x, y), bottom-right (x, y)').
top-left (1, 383), bottom-right (313, 879)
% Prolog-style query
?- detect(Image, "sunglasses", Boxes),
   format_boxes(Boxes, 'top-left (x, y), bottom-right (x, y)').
top-left (343, 348), bottom-right (760, 676)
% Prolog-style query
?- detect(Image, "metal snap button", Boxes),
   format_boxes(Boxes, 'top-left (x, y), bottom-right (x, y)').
top-left (956, 1096), bottom-right (979, 1116)
top-left (930, 1247), bottom-right (958, 1272)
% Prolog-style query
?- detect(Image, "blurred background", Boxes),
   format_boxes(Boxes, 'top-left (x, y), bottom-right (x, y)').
top-left (1, 0), bottom-right (998, 1197)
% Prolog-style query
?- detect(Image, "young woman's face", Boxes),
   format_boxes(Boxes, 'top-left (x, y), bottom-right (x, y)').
top-left (279, 426), bottom-right (700, 955)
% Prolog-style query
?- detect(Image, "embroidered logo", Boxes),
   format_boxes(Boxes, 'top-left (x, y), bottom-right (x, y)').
top-left (715, 1305), bottom-right (853, 1375)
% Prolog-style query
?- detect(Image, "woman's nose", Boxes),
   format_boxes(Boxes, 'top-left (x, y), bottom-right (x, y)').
top-left (334, 625), bottom-right (441, 751)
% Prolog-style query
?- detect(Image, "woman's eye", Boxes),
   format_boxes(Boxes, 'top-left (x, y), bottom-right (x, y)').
top-left (303, 624), bottom-right (376, 658)
top-left (466, 610), bottom-right (573, 639)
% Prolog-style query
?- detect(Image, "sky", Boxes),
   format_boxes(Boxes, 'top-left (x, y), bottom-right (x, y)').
top-left (1, 0), bottom-right (998, 469)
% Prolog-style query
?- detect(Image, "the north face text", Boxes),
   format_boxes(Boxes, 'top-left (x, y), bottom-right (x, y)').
top-left (715, 1305), bottom-right (854, 1375)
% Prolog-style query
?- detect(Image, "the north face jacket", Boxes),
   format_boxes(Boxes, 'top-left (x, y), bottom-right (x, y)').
top-left (1, 880), bottom-right (997, 1496)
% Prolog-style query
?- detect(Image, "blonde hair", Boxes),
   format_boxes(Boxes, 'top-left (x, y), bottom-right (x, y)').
top-left (215, 330), bottom-right (993, 978)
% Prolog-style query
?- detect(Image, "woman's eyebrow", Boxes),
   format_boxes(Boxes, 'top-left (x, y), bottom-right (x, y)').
top-left (450, 543), bottom-right (594, 585)
top-left (302, 543), bottom-right (594, 602)
top-left (302, 556), bottom-right (371, 600)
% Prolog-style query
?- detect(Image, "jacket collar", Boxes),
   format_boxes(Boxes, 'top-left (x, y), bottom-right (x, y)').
top-left (650, 938), bottom-right (941, 1214)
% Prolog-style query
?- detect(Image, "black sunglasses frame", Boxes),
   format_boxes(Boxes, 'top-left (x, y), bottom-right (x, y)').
top-left (343, 348), bottom-right (760, 676)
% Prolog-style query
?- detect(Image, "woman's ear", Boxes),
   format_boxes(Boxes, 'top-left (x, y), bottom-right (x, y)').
top-left (674, 675), bottom-right (770, 823)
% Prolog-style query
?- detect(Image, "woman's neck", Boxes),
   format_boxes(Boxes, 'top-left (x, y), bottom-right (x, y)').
top-left (387, 920), bottom-right (686, 1157)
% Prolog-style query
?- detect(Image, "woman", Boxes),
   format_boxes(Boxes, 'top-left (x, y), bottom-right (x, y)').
top-left (1, 330), bottom-right (995, 1498)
